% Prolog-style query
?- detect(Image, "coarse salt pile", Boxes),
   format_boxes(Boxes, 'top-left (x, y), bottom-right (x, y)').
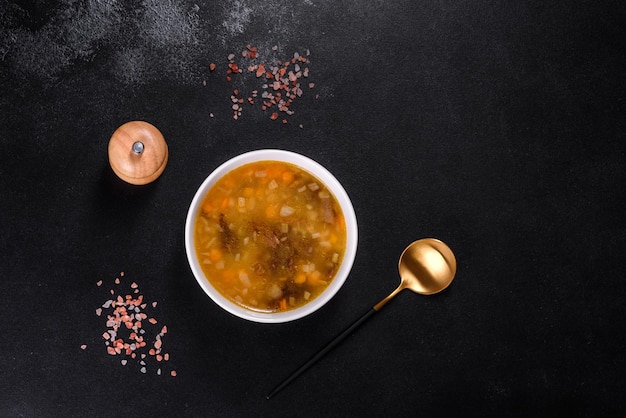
top-left (82, 272), bottom-right (176, 377)
top-left (207, 45), bottom-right (315, 124)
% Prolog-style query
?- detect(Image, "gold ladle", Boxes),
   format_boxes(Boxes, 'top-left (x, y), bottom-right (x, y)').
top-left (267, 238), bottom-right (457, 399)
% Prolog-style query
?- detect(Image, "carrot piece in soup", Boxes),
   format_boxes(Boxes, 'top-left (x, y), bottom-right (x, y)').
top-left (281, 170), bottom-right (294, 184)
top-left (265, 204), bottom-right (279, 219)
top-left (294, 272), bottom-right (307, 284)
top-left (307, 270), bottom-right (322, 286)
top-left (202, 202), bottom-right (213, 213)
top-left (209, 248), bottom-right (222, 262)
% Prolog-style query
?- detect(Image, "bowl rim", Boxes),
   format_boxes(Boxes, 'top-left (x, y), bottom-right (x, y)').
top-left (184, 149), bottom-right (358, 323)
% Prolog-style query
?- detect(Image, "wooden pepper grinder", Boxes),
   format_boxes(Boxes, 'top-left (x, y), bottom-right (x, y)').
top-left (108, 121), bottom-right (168, 185)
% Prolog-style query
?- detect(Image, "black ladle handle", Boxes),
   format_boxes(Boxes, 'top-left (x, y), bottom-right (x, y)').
top-left (266, 308), bottom-right (377, 399)
top-left (266, 284), bottom-right (405, 399)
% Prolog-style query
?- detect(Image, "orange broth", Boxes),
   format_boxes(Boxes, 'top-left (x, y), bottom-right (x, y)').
top-left (194, 160), bottom-right (347, 313)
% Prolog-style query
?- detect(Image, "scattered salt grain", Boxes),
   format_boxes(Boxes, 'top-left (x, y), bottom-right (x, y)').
top-left (222, 45), bottom-right (313, 123)
top-left (89, 273), bottom-right (175, 377)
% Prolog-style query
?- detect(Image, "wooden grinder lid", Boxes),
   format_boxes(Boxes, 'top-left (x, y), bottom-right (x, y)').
top-left (108, 121), bottom-right (168, 185)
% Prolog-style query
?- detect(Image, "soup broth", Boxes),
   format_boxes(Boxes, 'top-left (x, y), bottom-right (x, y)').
top-left (194, 160), bottom-right (347, 313)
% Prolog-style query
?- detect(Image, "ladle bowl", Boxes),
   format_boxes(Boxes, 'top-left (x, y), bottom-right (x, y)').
top-left (267, 238), bottom-right (457, 399)
top-left (374, 238), bottom-right (456, 311)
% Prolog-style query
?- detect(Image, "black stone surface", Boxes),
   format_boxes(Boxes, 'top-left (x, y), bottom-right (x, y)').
top-left (1, 1), bottom-right (625, 416)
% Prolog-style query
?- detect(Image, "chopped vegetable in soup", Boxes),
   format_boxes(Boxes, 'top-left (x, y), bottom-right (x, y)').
top-left (194, 160), bottom-right (347, 313)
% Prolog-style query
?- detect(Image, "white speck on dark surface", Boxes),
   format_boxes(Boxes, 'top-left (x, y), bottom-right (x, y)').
top-left (221, 0), bottom-right (253, 37)
top-left (1, 0), bottom-right (318, 86)
top-left (1, 0), bottom-right (204, 85)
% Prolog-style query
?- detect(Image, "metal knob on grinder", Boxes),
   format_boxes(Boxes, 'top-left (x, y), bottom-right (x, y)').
top-left (108, 121), bottom-right (168, 185)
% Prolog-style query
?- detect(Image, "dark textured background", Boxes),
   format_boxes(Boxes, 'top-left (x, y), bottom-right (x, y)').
top-left (1, 0), bottom-right (625, 416)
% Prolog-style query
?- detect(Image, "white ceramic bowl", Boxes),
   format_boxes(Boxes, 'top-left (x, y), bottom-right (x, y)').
top-left (185, 149), bottom-right (358, 323)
